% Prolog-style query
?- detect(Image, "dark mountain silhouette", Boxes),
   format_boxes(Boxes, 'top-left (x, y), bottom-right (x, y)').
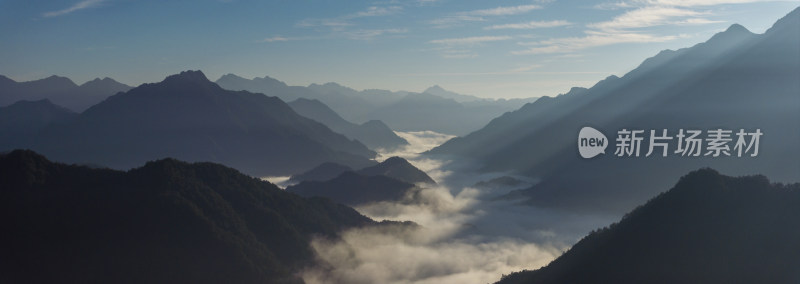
top-left (431, 8), bottom-right (800, 213)
top-left (0, 149), bottom-right (375, 284)
top-left (0, 99), bottom-right (76, 131)
top-left (359, 120), bottom-right (407, 147)
top-left (288, 98), bottom-right (408, 150)
top-left (497, 169), bottom-right (800, 284)
top-left (358, 156), bottom-right (436, 185)
top-left (7, 70), bottom-right (377, 176)
top-left (289, 162), bottom-right (353, 183)
top-left (0, 99), bottom-right (77, 149)
top-left (286, 171), bottom-right (416, 206)
top-left (290, 156), bottom-right (435, 186)
top-left (0, 75), bottom-right (131, 112)
top-left (216, 74), bottom-right (535, 135)
top-left (473, 176), bottom-right (527, 190)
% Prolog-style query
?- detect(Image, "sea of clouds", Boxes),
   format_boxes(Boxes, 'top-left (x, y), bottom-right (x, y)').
top-left (301, 131), bottom-right (619, 284)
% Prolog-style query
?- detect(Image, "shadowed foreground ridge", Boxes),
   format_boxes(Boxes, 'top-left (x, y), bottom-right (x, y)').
top-left (497, 168), bottom-right (800, 284)
top-left (0, 150), bottom-right (373, 284)
top-left (287, 171), bottom-right (416, 206)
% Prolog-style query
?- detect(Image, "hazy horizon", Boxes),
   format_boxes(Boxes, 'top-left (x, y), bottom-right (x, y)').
top-left (2, 1), bottom-right (798, 99)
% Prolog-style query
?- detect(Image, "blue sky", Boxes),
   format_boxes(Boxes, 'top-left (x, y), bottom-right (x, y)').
top-left (1, 0), bottom-right (798, 98)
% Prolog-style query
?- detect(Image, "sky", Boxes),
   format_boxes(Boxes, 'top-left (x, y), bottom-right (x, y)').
top-left (1, 0), bottom-right (798, 99)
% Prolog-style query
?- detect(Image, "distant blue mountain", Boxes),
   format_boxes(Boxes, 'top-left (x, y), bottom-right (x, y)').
top-left (216, 74), bottom-right (536, 135)
top-left (0, 75), bottom-right (131, 112)
top-left (288, 98), bottom-right (408, 150)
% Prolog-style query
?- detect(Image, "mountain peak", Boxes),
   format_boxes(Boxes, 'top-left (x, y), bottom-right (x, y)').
top-left (358, 157), bottom-right (436, 185)
top-left (219, 73), bottom-right (245, 81)
top-left (38, 75), bottom-right (77, 88)
top-left (382, 156), bottom-right (411, 166)
top-left (421, 85), bottom-right (483, 103)
top-left (163, 70), bottom-right (210, 84)
top-left (424, 85), bottom-right (446, 93)
top-left (44, 75), bottom-right (71, 80)
top-left (81, 77), bottom-right (128, 88)
top-left (713, 23), bottom-right (754, 40)
top-left (254, 75), bottom-right (286, 84)
top-left (702, 23), bottom-right (755, 49)
top-left (725, 23), bottom-right (750, 34)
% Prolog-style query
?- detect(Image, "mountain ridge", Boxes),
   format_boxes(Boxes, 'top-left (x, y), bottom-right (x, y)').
top-left (5, 70), bottom-right (378, 176)
top-left (216, 74), bottom-right (536, 135)
top-left (288, 98), bottom-right (409, 150)
top-left (0, 149), bottom-right (376, 284)
top-left (496, 169), bottom-right (800, 284)
top-left (0, 74), bottom-right (131, 112)
top-left (429, 10), bottom-right (800, 213)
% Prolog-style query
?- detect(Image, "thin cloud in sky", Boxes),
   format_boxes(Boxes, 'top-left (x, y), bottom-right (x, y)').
top-left (429, 36), bottom-right (512, 59)
top-left (42, 0), bottom-right (105, 17)
top-left (468, 4), bottom-right (542, 16)
top-left (429, 15), bottom-right (487, 28)
top-left (345, 28), bottom-right (408, 40)
top-left (513, 0), bottom-right (746, 55)
top-left (442, 51), bottom-right (478, 59)
top-left (431, 4), bottom-right (544, 28)
top-left (430, 36), bottom-right (512, 45)
top-left (509, 64), bottom-right (544, 73)
top-left (294, 5), bottom-right (404, 40)
top-left (513, 31), bottom-right (682, 55)
top-left (589, 6), bottom-right (707, 31)
top-left (296, 18), bottom-right (352, 29)
top-left (299, 5), bottom-right (402, 28)
top-left (636, 0), bottom-right (777, 6)
top-left (594, 1), bottom-right (637, 10)
top-left (261, 36), bottom-right (289, 43)
top-left (355, 6), bottom-right (404, 17)
top-left (486, 20), bottom-right (572, 30)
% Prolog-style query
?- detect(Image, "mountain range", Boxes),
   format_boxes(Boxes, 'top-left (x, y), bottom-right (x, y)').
top-left (496, 169), bottom-right (800, 284)
top-left (287, 171), bottom-right (417, 206)
top-left (0, 71), bottom-right (378, 176)
top-left (430, 7), bottom-right (800, 214)
top-left (290, 156), bottom-right (435, 185)
top-left (357, 156), bottom-right (436, 185)
top-left (216, 74), bottom-right (536, 135)
top-left (0, 75), bottom-right (131, 112)
top-left (286, 156), bottom-right (434, 206)
top-left (288, 98), bottom-right (408, 150)
top-left (0, 149), bottom-right (378, 284)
